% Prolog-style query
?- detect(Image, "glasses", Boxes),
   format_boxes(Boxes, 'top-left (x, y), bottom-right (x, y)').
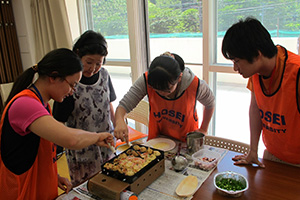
top-left (64, 78), bottom-right (77, 92)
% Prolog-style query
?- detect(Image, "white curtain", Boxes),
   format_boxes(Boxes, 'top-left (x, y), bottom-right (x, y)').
top-left (30, 0), bottom-right (72, 61)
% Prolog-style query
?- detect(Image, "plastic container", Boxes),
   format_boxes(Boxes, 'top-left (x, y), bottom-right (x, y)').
top-left (214, 171), bottom-right (248, 198)
top-left (191, 149), bottom-right (221, 171)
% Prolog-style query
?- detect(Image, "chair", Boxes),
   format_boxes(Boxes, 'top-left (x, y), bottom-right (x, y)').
top-left (0, 82), bottom-right (14, 106)
top-left (116, 99), bottom-right (149, 148)
top-left (126, 99), bottom-right (149, 126)
top-left (204, 135), bottom-right (250, 154)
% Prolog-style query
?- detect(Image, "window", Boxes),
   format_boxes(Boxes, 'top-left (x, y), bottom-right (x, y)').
top-left (78, 0), bottom-right (300, 156)
top-left (217, 0), bottom-right (300, 64)
top-left (147, 0), bottom-right (205, 121)
top-left (148, 0), bottom-right (203, 63)
top-left (89, 0), bottom-right (130, 60)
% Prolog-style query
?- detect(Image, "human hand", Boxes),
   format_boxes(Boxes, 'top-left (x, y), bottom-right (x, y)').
top-left (114, 120), bottom-right (129, 142)
top-left (95, 132), bottom-right (114, 148)
top-left (232, 151), bottom-right (265, 168)
top-left (58, 174), bottom-right (72, 194)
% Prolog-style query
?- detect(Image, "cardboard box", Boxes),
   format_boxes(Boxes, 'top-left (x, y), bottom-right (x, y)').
top-left (87, 173), bottom-right (129, 200)
top-left (88, 158), bottom-right (165, 200)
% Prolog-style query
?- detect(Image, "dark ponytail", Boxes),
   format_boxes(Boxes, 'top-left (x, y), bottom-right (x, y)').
top-left (5, 48), bottom-right (82, 106)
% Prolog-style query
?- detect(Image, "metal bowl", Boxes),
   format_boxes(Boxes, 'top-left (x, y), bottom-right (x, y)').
top-left (214, 171), bottom-right (248, 198)
top-left (171, 155), bottom-right (188, 171)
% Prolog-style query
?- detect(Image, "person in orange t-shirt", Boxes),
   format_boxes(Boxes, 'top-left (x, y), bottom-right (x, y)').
top-left (0, 48), bottom-right (114, 200)
top-left (222, 17), bottom-right (300, 167)
top-left (114, 52), bottom-right (215, 143)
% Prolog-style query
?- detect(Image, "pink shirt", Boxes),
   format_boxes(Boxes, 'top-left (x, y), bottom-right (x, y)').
top-left (8, 96), bottom-right (50, 136)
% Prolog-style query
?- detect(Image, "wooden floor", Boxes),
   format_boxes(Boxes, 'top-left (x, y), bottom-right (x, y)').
top-left (57, 153), bottom-right (70, 195)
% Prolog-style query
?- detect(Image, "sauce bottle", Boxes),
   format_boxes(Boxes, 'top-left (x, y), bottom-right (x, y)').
top-left (120, 190), bottom-right (138, 200)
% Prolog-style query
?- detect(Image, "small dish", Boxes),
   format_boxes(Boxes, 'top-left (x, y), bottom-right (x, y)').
top-left (214, 171), bottom-right (248, 198)
top-left (144, 138), bottom-right (176, 151)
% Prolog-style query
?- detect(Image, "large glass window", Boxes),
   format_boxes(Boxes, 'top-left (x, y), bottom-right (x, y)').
top-left (215, 73), bottom-right (250, 141)
top-left (217, 0), bottom-right (300, 64)
top-left (148, 0), bottom-right (203, 64)
top-left (105, 65), bottom-right (132, 109)
top-left (90, 0), bottom-right (130, 60)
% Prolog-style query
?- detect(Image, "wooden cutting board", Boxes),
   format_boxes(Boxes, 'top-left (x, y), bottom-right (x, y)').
top-left (175, 175), bottom-right (198, 197)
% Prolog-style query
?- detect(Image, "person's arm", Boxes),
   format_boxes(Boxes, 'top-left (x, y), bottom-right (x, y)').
top-left (196, 106), bottom-right (215, 134)
top-left (108, 75), bottom-right (117, 102)
top-left (232, 91), bottom-right (265, 168)
top-left (249, 92), bottom-right (263, 155)
top-left (195, 79), bottom-right (215, 134)
top-left (114, 106), bottom-right (128, 142)
top-left (57, 174), bottom-right (72, 194)
top-left (110, 102), bottom-right (116, 127)
top-left (114, 75), bottom-right (147, 141)
top-left (28, 115), bottom-right (114, 149)
top-left (118, 75), bottom-right (147, 113)
top-left (108, 75), bottom-right (116, 127)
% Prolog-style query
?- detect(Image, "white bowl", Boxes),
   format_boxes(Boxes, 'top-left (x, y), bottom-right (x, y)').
top-left (214, 171), bottom-right (248, 197)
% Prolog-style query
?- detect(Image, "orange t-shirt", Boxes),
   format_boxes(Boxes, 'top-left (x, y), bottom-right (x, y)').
top-left (0, 89), bottom-right (58, 200)
top-left (146, 72), bottom-right (199, 142)
top-left (251, 46), bottom-right (300, 164)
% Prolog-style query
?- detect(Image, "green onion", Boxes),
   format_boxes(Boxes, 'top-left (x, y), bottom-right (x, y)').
top-left (216, 178), bottom-right (246, 191)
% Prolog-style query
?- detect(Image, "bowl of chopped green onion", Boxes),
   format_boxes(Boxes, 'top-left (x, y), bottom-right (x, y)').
top-left (214, 171), bottom-right (248, 197)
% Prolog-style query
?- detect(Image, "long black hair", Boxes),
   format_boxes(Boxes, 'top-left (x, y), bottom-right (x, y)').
top-left (148, 53), bottom-right (184, 91)
top-left (222, 17), bottom-right (277, 63)
top-left (5, 48), bottom-right (82, 106)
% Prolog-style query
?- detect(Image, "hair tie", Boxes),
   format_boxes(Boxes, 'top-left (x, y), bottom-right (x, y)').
top-left (32, 64), bottom-right (38, 72)
top-left (161, 51), bottom-right (175, 59)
